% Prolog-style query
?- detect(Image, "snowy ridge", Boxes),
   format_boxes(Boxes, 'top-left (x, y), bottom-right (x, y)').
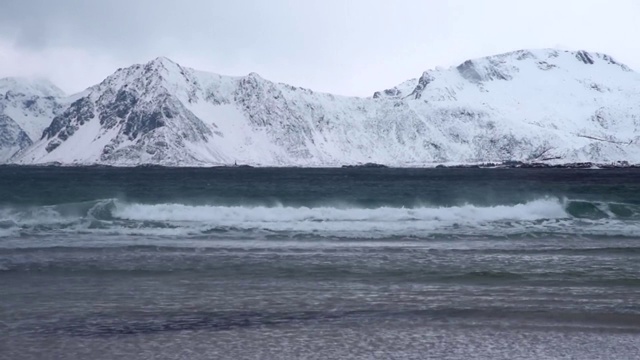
top-left (6, 48), bottom-right (640, 166)
top-left (0, 77), bottom-right (65, 99)
top-left (0, 77), bottom-right (65, 161)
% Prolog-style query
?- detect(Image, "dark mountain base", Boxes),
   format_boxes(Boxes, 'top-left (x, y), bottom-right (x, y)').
top-left (435, 160), bottom-right (638, 169)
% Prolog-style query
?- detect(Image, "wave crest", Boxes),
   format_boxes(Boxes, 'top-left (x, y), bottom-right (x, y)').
top-left (112, 198), bottom-right (568, 224)
top-left (1, 198), bottom-right (639, 238)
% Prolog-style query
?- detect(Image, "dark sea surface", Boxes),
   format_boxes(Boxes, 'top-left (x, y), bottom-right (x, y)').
top-left (1, 167), bottom-right (640, 359)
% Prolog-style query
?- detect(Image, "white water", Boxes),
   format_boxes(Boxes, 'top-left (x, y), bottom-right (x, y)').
top-left (3, 197), bottom-right (640, 239)
top-left (114, 198), bottom-right (568, 223)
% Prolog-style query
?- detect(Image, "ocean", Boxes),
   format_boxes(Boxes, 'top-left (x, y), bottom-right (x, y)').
top-left (1, 167), bottom-right (639, 359)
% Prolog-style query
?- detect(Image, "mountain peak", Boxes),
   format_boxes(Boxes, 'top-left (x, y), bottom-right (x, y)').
top-left (462, 48), bottom-right (631, 71)
top-left (91, 55), bottom-right (195, 99)
top-left (452, 48), bottom-right (633, 83)
top-left (246, 72), bottom-right (263, 79)
top-left (143, 56), bottom-right (184, 76)
top-left (148, 56), bottom-right (179, 67)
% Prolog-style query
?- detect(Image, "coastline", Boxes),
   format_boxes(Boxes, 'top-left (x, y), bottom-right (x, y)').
top-left (1, 160), bottom-right (638, 169)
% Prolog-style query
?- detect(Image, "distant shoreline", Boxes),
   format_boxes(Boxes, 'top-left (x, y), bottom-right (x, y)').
top-left (1, 160), bottom-right (638, 170)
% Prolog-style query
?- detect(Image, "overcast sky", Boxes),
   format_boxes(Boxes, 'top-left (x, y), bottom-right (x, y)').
top-left (0, 0), bottom-right (638, 96)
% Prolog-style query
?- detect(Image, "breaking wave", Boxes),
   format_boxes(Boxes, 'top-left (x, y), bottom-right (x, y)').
top-left (1, 197), bottom-right (640, 239)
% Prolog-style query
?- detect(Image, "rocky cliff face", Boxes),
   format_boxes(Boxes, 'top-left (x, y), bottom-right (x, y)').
top-left (7, 49), bottom-right (640, 166)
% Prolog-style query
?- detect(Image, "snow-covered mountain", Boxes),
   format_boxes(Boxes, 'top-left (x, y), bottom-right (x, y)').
top-left (0, 78), bottom-right (65, 161)
top-left (7, 49), bottom-right (640, 166)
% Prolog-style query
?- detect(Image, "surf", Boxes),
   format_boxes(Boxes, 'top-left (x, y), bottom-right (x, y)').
top-left (1, 197), bottom-right (640, 239)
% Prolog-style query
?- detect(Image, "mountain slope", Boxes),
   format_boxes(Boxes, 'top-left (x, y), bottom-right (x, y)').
top-left (10, 49), bottom-right (640, 166)
top-left (373, 49), bottom-right (640, 163)
top-left (0, 114), bottom-right (32, 161)
top-left (0, 78), bottom-right (64, 161)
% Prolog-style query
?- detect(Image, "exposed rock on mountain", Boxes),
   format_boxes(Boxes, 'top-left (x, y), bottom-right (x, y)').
top-left (0, 114), bottom-right (32, 161)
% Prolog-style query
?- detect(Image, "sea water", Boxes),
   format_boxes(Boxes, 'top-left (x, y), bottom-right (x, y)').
top-left (1, 167), bottom-right (639, 359)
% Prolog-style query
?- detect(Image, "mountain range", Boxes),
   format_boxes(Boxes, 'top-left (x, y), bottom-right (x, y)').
top-left (2, 49), bottom-right (639, 166)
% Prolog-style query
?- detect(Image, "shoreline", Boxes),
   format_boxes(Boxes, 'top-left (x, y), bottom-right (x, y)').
top-left (0, 160), bottom-right (639, 169)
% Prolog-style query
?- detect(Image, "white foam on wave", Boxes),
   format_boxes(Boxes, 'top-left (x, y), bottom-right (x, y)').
top-left (3, 198), bottom-right (640, 239)
top-left (114, 198), bottom-right (568, 223)
top-left (110, 198), bottom-right (569, 235)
